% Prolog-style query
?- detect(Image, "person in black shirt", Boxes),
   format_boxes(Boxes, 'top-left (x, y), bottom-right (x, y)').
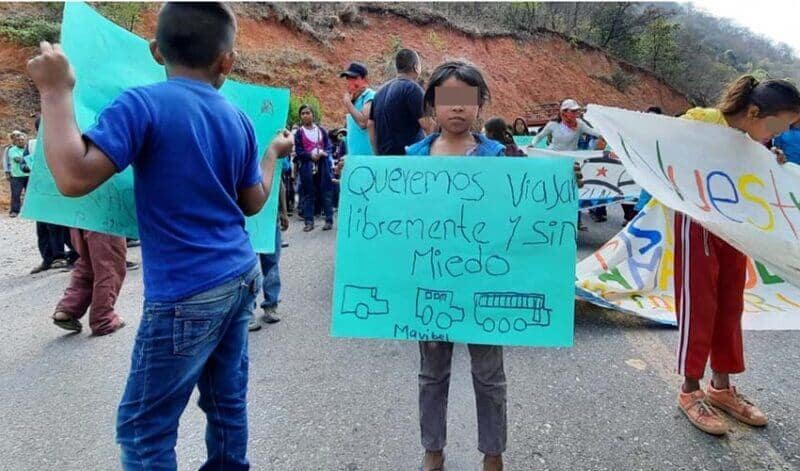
top-left (368, 48), bottom-right (429, 155)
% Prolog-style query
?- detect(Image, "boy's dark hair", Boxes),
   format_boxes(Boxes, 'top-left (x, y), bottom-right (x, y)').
top-left (422, 60), bottom-right (491, 115)
top-left (298, 104), bottom-right (314, 119)
top-left (156, 3), bottom-right (236, 69)
top-left (646, 106), bottom-right (663, 114)
top-left (395, 49), bottom-right (420, 74)
top-left (484, 117), bottom-right (513, 145)
top-left (719, 75), bottom-right (800, 117)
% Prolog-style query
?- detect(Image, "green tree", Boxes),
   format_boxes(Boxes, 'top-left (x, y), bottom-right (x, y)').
top-left (95, 2), bottom-right (145, 31)
top-left (638, 18), bottom-right (683, 81)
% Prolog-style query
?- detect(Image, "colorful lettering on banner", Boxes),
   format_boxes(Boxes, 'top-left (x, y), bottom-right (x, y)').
top-left (332, 156), bottom-right (578, 346)
top-left (20, 2), bottom-right (289, 254)
top-left (576, 201), bottom-right (800, 330)
top-left (584, 105), bottom-right (800, 287)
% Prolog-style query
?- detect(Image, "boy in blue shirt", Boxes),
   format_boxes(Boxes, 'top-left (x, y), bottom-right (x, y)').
top-left (27, 3), bottom-right (293, 469)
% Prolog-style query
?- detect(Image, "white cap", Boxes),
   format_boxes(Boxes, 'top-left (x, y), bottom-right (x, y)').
top-left (560, 99), bottom-right (582, 111)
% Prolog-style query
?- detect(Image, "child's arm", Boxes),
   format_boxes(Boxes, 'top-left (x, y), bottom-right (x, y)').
top-left (27, 42), bottom-right (117, 197)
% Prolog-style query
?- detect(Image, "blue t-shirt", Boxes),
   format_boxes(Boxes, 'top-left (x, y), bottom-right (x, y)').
top-left (774, 128), bottom-right (800, 165)
top-left (369, 77), bottom-right (425, 155)
top-left (85, 77), bottom-right (260, 302)
top-left (346, 88), bottom-right (375, 156)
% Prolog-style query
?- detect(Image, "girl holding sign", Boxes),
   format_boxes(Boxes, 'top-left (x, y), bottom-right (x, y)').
top-left (405, 60), bottom-right (507, 471)
top-left (675, 75), bottom-right (800, 436)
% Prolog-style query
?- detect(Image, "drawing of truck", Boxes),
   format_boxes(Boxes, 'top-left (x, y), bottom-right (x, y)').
top-left (473, 292), bottom-right (552, 333)
top-left (416, 288), bottom-right (465, 329)
top-left (341, 285), bottom-right (389, 319)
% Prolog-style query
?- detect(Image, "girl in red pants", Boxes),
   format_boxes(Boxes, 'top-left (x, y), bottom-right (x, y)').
top-left (675, 75), bottom-right (800, 435)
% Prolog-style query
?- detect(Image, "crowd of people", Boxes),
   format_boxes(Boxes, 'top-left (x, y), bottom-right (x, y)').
top-left (7, 2), bottom-right (800, 470)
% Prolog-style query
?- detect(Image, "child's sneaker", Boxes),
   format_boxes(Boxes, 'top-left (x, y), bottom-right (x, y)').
top-left (678, 389), bottom-right (728, 435)
top-left (706, 384), bottom-right (767, 427)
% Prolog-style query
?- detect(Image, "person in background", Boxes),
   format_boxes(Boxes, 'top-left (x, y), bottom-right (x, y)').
top-left (330, 128), bottom-right (346, 209)
top-left (51, 229), bottom-right (128, 335)
top-left (484, 117), bottom-right (525, 156)
top-left (773, 121), bottom-right (800, 164)
top-left (25, 118), bottom-right (76, 273)
top-left (672, 76), bottom-right (800, 436)
top-left (532, 99), bottom-right (602, 231)
top-left (587, 136), bottom-right (637, 226)
top-left (341, 62), bottom-right (375, 156)
top-left (368, 48), bottom-right (428, 155)
top-left (511, 116), bottom-right (529, 136)
top-left (249, 157), bottom-right (290, 331)
top-left (295, 104), bottom-right (334, 232)
top-left (6, 130), bottom-right (30, 217)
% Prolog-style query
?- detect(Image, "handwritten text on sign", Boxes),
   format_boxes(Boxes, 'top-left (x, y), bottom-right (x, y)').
top-left (331, 156), bottom-right (577, 347)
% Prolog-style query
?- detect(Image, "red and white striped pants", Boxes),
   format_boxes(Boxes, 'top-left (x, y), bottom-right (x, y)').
top-left (673, 213), bottom-right (747, 379)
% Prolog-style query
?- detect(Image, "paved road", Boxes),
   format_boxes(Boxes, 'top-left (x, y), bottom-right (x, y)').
top-left (0, 209), bottom-right (799, 470)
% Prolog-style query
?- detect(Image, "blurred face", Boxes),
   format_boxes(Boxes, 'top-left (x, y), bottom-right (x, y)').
top-left (300, 108), bottom-right (314, 126)
top-left (560, 108), bottom-right (579, 123)
top-left (514, 120), bottom-right (526, 133)
top-left (12, 135), bottom-right (25, 148)
top-left (741, 107), bottom-right (800, 143)
top-left (345, 76), bottom-right (367, 96)
top-left (434, 77), bottom-right (480, 135)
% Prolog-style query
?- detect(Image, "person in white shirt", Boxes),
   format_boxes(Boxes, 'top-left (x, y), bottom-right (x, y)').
top-left (531, 99), bottom-right (601, 151)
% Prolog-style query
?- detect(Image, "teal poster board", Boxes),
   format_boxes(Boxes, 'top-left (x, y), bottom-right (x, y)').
top-left (21, 2), bottom-right (288, 254)
top-left (331, 156), bottom-right (577, 347)
top-left (513, 135), bottom-right (547, 149)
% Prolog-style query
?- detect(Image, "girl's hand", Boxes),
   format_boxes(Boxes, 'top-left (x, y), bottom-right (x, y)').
top-left (574, 162), bottom-right (584, 188)
top-left (772, 147), bottom-right (787, 165)
top-left (343, 91), bottom-right (352, 104)
top-left (280, 213), bottom-right (290, 231)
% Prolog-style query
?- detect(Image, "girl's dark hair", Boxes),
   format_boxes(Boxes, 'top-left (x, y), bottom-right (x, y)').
top-left (298, 104), bottom-right (314, 119)
top-left (512, 117), bottom-right (529, 135)
top-left (484, 117), bottom-right (513, 145)
top-left (718, 75), bottom-right (800, 117)
top-left (422, 60), bottom-right (491, 115)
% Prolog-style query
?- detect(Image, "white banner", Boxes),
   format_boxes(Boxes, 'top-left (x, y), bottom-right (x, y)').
top-left (577, 105), bottom-right (800, 329)
top-left (584, 105), bottom-right (800, 287)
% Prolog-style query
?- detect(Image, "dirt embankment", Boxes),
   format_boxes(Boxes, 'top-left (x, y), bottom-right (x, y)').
top-left (0, 4), bottom-right (690, 208)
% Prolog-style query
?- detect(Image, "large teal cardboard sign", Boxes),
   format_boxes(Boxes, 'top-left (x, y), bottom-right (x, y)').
top-left (331, 156), bottom-right (577, 347)
top-left (22, 2), bottom-right (288, 254)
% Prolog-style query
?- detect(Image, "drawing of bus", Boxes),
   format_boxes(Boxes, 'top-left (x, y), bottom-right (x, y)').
top-left (341, 285), bottom-right (390, 319)
top-left (416, 288), bottom-right (465, 330)
top-left (473, 292), bottom-right (552, 333)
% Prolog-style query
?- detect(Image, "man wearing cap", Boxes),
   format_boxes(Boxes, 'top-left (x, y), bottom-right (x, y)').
top-left (340, 62), bottom-right (376, 157)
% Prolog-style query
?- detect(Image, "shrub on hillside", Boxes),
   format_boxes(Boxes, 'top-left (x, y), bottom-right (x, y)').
top-left (0, 17), bottom-right (60, 46)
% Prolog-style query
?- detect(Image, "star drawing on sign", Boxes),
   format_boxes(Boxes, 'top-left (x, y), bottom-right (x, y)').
top-left (596, 166), bottom-right (608, 177)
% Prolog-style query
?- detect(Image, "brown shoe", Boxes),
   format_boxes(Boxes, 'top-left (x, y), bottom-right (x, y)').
top-left (421, 450), bottom-right (444, 471)
top-left (52, 311), bottom-right (82, 332)
top-left (678, 389), bottom-right (728, 435)
top-left (707, 384), bottom-right (768, 427)
top-left (92, 319), bottom-right (126, 337)
top-left (483, 454), bottom-right (503, 471)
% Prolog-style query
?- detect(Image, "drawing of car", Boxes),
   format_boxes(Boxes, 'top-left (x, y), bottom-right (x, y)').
top-left (416, 288), bottom-right (465, 329)
top-left (473, 292), bottom-right (552, 333)
top-left (341, 285), bottom-right (389, 319)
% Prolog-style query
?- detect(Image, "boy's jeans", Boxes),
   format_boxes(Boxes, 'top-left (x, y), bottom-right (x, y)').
top-left (116, 264), bottom-right (261, 471)
top-left (258, 226), bottom-right (281, 309)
